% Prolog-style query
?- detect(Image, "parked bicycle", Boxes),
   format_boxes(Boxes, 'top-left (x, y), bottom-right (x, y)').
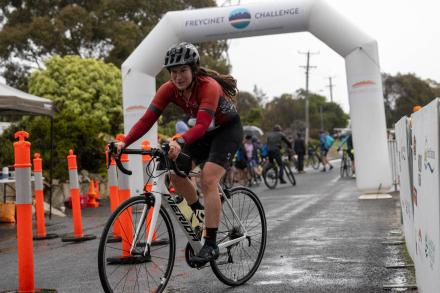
top-left (98, 142), bottom-right (267, 293)
top-left (305, 145), bottom-right (321, 170)
top-left (262, 154), bottom-right (296, 189)
top-left (339, 149), bottom-right (353, 178)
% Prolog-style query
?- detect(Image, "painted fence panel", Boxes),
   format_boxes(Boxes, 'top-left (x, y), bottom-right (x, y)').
top-left (410, 98), bottom-right (440, 292)
top-left (395, 116), bottom-right (415, 260)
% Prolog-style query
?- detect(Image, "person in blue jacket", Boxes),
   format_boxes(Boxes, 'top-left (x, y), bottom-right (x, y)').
top-left (319, 130), bottom-right (334, 172)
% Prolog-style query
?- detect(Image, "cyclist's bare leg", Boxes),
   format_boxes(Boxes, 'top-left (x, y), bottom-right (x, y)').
top-left (170, 162), bottom-right (198, 205)
top-left (200, 162), bottom-right (225, 228)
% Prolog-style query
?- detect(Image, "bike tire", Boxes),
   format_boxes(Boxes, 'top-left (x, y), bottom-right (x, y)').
top-left (284, 164), bottom-right (296, 186)
top-left (312, 155), bottom-right (320, 170)
top-left (98, 195), bottom-right (176, 293)
top-left (346, 157), bottom-right (353, 177)
top-left (221, 169), bottom-right (234, 189)
top-left (340, 156), bottom-right (346, 177)
top-left (211, 187), bottom-right (267, 286)
top-left (263, 164), bottom-right (278, 189)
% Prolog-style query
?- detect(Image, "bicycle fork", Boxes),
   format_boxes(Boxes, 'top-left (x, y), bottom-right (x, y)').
top-left (218, 187), bottom-right (249, 250)
top-left (129, 172), bottom-right (164, 257)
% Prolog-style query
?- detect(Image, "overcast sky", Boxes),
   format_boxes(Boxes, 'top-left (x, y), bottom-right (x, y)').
top-left (219, 0), bottom-right (440, 112)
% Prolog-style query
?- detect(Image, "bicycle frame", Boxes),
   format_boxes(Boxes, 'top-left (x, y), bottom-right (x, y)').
top-left (131, 157), bottom-right (249, 257)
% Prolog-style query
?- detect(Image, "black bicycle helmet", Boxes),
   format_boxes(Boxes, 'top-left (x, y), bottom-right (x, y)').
top-left (164, 42), bottom-right (200, 69)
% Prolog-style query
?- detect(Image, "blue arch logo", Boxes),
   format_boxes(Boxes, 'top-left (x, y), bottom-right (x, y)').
top-left (229, 8), bottom-right (251, 29)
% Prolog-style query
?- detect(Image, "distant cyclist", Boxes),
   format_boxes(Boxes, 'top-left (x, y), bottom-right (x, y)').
top-left (266, 125), bottom-right (292, 184)
top-left (337, 132), bottom-right (355, 174)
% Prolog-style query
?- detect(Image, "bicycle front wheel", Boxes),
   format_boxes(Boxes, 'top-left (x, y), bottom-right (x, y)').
top-left (284, 163), bottom-right (296, 186)
top-left (263, 164), bottom-right (278, 189)
top-left (98, 195), bottom-right (176, 293)
top-left (211, 187), bottom-right (267, 286)
top-left (311, 155), bottom-right (320, 170)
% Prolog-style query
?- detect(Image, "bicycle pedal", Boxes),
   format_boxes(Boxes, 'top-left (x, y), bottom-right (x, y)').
top-left (196, 263), bottom-right (210, 270)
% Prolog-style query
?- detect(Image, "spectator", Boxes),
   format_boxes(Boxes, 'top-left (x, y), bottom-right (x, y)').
top-left (244, 135), bottom-right (259, 181)
top-left (234, 142), bottom-right (248, 185)
top-left (319, 130), bottom-right (334, 172)
top-left (175, 120), bottom-right (189, 134)
top-left (294, 132), bottom-right (306, 173)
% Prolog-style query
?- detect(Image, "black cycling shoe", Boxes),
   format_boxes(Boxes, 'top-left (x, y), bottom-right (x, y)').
top-left (280, 179), bottom-right (287, 184)
top-left (190, 243), bottom-right (219, 266)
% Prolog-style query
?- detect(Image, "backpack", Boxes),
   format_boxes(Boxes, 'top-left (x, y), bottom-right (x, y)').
top-left (324, 134), bottom-right (334, 150)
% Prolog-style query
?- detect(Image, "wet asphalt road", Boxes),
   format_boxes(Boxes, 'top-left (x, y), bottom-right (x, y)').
top-left (0, 160), bottom-right (415, 292)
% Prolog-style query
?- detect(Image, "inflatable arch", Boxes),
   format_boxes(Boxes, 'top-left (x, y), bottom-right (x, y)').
top-left (121, 0), bottom-right (392, 195)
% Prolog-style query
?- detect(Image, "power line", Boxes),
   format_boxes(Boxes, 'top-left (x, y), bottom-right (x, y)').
top-left (299, 50), bottom-right (319, 146)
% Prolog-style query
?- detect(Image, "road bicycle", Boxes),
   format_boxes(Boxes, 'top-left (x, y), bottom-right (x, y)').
top-left (305, 146), bottom-right (321, 170)
top-left (246, 162), bottom-right (262, 187)
top-left (339, 149), bottom-right (353, 178)
top-left (98, 142), bottom-right (267, 293)
top-left (262, 155), bottom-right (296, 189)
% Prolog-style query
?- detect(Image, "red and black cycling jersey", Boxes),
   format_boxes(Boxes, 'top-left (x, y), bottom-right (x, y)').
top-left (124, 75), bottom-right (239, 147)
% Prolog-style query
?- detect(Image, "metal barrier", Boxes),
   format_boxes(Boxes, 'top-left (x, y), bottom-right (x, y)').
top-left (388, 139), bottom-right (399, 191)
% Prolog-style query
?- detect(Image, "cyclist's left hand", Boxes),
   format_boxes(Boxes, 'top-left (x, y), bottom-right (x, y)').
top-left (168, 140), bottom-right (181, 160)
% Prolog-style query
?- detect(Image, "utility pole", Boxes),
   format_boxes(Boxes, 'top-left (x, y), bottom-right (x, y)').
top-left (319, 105), bottom-right (324, 130)
top-left (326, 76), bottom-right (335, 102)
top-left (299, 50), bottom-right (318, 147)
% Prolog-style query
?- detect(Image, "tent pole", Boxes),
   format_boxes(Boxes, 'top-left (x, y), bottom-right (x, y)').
top-left (49, 117), bottom-right (54, 219)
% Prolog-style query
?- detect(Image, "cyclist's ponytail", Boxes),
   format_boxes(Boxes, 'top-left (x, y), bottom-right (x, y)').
top-left (195, 66), bottom-right (238, 102)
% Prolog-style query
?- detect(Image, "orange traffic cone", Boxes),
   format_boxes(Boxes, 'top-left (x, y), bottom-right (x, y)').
top-left (115, 134), bottom-right (133, 257)
top-left (61, 150), bottom-right (96, 243)
top-left (87, 180), bottom-right (99, 208)
top-left (94, 180), bottom-right (100, 201)
top-left (33, 153), bottom-right (58, 241)
top-left (105, 146), bottom-right (121, 243)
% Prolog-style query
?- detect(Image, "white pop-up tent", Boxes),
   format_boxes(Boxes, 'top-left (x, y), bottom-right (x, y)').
top-left (0, 82), bottom-right (56, 217)
top-left (121, 0), bottom-right (392, 195)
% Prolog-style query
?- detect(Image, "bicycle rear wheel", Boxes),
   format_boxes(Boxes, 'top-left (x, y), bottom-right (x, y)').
top-left (284, 163), bottom-right (296, 186)
top-left (98, 195), bottom-right (176, 293)
top-left (211, 187), bottom-right (267, 286)
top-left (221, 168), bottom-right (234, 189)
top-left (340, 156), bottom-right (347, 177)
top-left (311, 155), bottom-right (320, 170)
top-left (346, 158), bottom-right (353, 177)
top-left (263, 164), bottom-right (277, 189)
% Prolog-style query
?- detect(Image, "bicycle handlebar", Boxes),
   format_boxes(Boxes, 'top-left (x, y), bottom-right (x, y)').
top-left (107, 142), bottom-right (188, 178)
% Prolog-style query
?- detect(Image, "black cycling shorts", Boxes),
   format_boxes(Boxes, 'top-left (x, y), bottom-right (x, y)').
top-left (182, 117), bottom-right (243, 170)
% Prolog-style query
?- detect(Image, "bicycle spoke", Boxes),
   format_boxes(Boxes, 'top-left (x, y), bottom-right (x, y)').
top-left (211, 188), bottom-right (266, 286)
top-left (99, 197), bottom-right (175, 293)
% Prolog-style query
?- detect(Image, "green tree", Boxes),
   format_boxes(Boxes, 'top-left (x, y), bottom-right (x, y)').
top-left (262, 93), bottom-right (304, 136)
top-left (0, 55), bottom-right (123, 180)
top-left (263, 90), bottom-right (348, 139)
top-left (383, 73), bottom-right (440, 126)
top-left (0, 0), bottom-right (221, 90)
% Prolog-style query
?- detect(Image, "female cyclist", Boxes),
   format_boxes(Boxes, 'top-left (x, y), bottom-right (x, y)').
top-left (115, 42), bottom-right (243, 265)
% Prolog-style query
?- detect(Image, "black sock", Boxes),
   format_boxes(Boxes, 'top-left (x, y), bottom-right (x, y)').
top-left (204, 227), bottom-right (218, 246)
top-left (189, 199), bottom-right (204, 212)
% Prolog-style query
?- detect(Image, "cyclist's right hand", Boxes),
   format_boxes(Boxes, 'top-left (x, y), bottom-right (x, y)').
top-left (111, 141), bottom-right (126, 159)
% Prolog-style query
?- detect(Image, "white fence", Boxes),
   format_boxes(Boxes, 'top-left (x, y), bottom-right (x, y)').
top-left (395, 98), bottom-right (440, 293)
top-left (388, 139), bottom-right (399, 191)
